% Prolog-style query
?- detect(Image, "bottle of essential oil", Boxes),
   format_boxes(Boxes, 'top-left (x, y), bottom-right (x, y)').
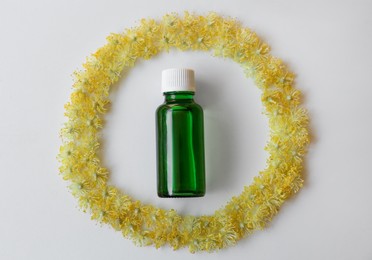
top-left (156, 68), bottom-right (206, 198)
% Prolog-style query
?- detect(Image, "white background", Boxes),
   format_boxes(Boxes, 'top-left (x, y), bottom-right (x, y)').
top-left (1, 0), bottom-right (372, 259)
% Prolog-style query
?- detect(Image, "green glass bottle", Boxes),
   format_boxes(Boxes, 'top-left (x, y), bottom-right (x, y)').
top-left (156, 68), bottom-right (206, 198)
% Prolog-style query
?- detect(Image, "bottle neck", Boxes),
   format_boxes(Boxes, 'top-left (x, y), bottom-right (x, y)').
top-left (164, 91), bottom-right (195, 103)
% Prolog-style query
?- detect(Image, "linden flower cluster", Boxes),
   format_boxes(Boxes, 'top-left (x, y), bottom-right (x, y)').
top-left (58, 12), bottom-right (310, 253)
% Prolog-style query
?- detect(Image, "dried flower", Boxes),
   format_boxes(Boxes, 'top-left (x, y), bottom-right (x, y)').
top-left (57, 12), bottom-right (310, 253)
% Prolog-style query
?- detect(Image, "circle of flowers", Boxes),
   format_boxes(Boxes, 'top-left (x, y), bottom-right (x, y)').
top-left (57, 12), bottom-right (310, 253)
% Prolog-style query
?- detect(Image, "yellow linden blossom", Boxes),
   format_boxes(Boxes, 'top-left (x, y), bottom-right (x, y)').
top-left (57, 12), bottom-right (310, 253)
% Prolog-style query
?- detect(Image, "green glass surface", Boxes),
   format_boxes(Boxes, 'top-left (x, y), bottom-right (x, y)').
top-left (156, 91), bottom-right (206, 197)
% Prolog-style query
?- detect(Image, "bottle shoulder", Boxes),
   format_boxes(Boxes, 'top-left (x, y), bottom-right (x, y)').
top-left (156, 101), bottom-right (203, 113)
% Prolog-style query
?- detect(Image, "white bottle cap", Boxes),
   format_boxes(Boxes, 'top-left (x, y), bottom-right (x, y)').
top-left (162, 68), bottom-right (195, 93)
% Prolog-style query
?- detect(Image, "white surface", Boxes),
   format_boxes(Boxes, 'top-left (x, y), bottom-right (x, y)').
top-left (1, 0), bottom-right (372, 259)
